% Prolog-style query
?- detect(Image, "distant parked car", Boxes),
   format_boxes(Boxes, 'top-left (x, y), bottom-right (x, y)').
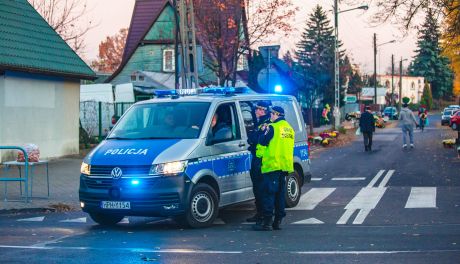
top-left (383, 107), bottom-right (398, 120)
top-left (441, 109), bottom-right (455, 126)
top-left (450, 110), bottom-right (460, 130)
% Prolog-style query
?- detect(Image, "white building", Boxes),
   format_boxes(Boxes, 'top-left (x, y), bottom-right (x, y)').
top-left (378, 75), bottom-right (425, 104)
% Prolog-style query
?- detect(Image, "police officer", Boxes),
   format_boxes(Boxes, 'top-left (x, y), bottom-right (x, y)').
top-left (253, 106), bottom-right (295, 231)
top-left (246, 102), bottom-right (271, 223)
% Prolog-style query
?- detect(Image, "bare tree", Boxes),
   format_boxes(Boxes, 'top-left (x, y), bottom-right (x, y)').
top-left (345, 0), bottom-right (459, 37)
top-left (29, 0), bottom-right (95, 54)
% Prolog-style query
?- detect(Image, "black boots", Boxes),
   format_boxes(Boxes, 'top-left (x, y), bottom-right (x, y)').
top-left (272, 218), bottom-right (282, 230)
top-left (253, 217), bottom-right (273, 231)
top-left (246, 213), bottom-right (262, 223)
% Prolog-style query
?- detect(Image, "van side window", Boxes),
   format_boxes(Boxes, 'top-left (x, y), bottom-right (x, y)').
top-left (271, 100), bottom-right (300, 131)
top-left (239, 101), bottom-right (256, 134)
top-left (209, 103), bottom-right (241, 143)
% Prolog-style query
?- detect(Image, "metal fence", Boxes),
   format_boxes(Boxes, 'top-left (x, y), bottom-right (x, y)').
top-left (80, 101), bottom-right (133, 141)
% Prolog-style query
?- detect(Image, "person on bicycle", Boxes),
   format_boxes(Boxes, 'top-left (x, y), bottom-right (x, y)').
top-left (418, 108), bottom-right (428, 131)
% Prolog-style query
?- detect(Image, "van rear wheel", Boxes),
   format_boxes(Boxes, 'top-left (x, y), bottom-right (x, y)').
top-left (89, 213), bottom-right (124, 226)
top-left (285, 171), bottom-right (301, 208)
top-left (182, 183), bottom-right (218, 228)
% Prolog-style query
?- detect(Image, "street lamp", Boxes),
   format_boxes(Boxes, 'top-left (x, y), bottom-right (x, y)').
top-left (398, 57), bottom-right (409, 111)
top-left (373, 34), bottom-right (395, 104)
top-left (333, 1), bottom-right (368, 128)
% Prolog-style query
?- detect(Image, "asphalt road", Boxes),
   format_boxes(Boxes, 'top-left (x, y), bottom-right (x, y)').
top-left (0, 115), bottom-right (459, 264)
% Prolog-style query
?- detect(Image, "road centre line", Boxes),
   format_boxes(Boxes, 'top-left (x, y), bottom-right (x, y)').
top-left (288, 188), bottom-right (336, 210)
top-left (405, 187), bottom-right (437, 208)
top-left (3, 245), bottom-right (458, 255)
top-left (336, 209), bottom-right (356, 224)
top-left (0, 245), bottom-right (242, 254)
top-left (345, 187), bottom-right (387, 210)
top-left (367, 170), bottom-right (385, 187)
top-left (292, 249), bottom-right (460, 255)
top-left (378, 170), bottom-right (395, 187)
top-left (331, 177), bottom-right (365, 181)
top-left (353, 209), bottom-right (371, 224)
top-left (310, 178), bottom-right (322, 181)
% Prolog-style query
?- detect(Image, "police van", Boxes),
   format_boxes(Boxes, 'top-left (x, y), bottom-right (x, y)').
top-left (79, 88), bottom-right (312, 228)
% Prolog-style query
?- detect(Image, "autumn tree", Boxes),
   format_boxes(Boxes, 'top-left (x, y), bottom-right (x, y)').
top-left (193, 0), bottom-right (242, 86)
top-left (408, 8), bottom-right (454, 99)
top-left (91, 28), bottom-right (128, 73)
top-left (29, 0), bottom-right (94, 54)
top-left (442, 0), bottom-right (460, 101)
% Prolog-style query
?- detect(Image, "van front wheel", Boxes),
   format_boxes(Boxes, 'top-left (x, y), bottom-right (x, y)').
top-left (184, 183), bottom-right (218, 228)
top-left (285, 171), bottom-right (301, 208)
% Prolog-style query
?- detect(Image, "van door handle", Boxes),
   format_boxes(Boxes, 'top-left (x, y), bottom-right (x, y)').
top-left (238, 142), bottom-right (246, 147)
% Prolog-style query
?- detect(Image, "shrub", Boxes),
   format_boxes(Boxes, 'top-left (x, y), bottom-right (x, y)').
top-left (338, 126), bottom-right (347, 134)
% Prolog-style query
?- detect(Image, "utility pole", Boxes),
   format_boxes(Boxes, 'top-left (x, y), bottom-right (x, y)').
top-left (399, 57), bottom-right (403, 111)
top-left (373, 33), bottom-right (377, 105)
top-left (391, 54), bottom-right (394, 106)
top-left (177, 0), bottom-right (199, 89)
top-left (173, 0), bottom-right (180, 89)
top-left (333, 0), bottom-right (340, 129)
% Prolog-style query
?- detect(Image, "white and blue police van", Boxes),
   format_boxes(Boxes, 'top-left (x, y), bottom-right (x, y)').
top-left (79, 88), bottom-right (312, 228)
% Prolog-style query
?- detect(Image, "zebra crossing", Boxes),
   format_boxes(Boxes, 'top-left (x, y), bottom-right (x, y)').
top-left (12, 169), bottom-right (440, 226)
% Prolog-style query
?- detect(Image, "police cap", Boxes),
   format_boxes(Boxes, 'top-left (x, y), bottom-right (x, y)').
top-left (256, 101), bottom-right (270, 111)
top-left (271, 106), bottom-right (285, 116)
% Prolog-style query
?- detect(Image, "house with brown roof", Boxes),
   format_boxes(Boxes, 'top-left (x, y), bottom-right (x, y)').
top-left (0, 0), bottom-right (95, 161)
top-left (107, 0), bottom-right (248, 100)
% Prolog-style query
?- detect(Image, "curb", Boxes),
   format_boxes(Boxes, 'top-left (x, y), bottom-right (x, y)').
top-left (0, 207), bottom-right (56, 215)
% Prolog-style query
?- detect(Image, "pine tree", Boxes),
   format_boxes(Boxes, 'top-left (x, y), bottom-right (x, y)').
top-left (408, 8), bottom-right (454, 99)
top-left (420, 82), bottom-right (434, 110)
top-left (247, 50), bottom-right (265, 92)
top-left (295, 5), bottom-right (338, 104)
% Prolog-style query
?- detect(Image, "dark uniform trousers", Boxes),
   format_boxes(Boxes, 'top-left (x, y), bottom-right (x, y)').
top-left (250, 156), bottom-right (264, 215)
top-left (262, 170), bottom-right (287, 220)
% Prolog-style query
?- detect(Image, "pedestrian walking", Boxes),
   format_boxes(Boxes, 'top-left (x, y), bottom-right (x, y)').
top-left (399, 103), bottom-right (418, 148)
top-left (253, 106), bottom-right (295, 231)
top-left (359, 106), bottom-right (375, 152)
top-left (246, 102), bottom-right (271, 223)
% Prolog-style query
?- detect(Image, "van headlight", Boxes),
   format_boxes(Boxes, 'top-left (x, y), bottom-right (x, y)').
top-left (80, 162), bottom-right (91, 175)
top-left (150, 161), bottom-right (188, 175)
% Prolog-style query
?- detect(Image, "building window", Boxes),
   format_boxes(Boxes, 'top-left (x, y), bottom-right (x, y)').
top-left (130, 74), bottom-right (137, 81)
top-left (163, 49), bottom-right (175, 72)
top-left (138, 75), bottom-right (145, 81)
top-left (411, 82), bottom-right (415, 90)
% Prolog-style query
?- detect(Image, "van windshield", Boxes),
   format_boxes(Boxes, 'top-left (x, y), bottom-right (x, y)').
top-left (108, 102), bottom-right (210, 139)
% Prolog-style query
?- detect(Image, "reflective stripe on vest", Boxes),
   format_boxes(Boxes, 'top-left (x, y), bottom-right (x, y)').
top-left (261, 120), bottom-right (295, 174)
top-left (255, 118), bottom-right (271, 158)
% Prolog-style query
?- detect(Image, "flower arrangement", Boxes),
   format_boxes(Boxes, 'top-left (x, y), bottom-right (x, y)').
top-left (442, 139), bottom-right (456, 148)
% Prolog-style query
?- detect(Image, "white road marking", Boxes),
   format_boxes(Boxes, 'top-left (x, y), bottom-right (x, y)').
top-left (352, 210), bottom-right (371, 224)
top-left (378, 170), bottom-right (395, 187)
top-left (287, 188), bottom-right (336, 210)
top-left (213, 218), bottom-right (225, 225)
top-left (405, 187), bottom-right (437, 208)
top-left (368, 170), bottom-right (385, 187)
top-left (310, 178), bottom-right (322, 181)
top-left (17, 216), bottom-right (45, 222)
top-left (119, 217), bottom-right (129, 224)
top-left (60, 217), bottom-right (87, 223)
top-left (0, 245), bottom-right (243, 254)
top-left (338, 185), bottom-right (388, 225)
top-left (331, 177), bottom-right (365, 181)
top-left (336, 209), bottom-right (356, 224)
top-left (292, 249), bottom-right (460, 255)
top-left (292, 218), bottom-right (324, 224)
top-left (345, 187), bottom-right (387, 210)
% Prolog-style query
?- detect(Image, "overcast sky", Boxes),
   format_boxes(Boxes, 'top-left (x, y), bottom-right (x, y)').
top-left (78, 0), bottom-right (420, 75)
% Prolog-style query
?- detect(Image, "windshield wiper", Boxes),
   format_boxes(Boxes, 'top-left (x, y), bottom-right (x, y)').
top-left (106, 137), bottom-right (135, 140)
top-left (137, 137), bottom-right (177, 140)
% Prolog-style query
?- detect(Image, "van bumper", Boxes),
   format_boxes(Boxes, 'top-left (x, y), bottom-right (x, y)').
top-left (79, 174), bottom-right (191, 217)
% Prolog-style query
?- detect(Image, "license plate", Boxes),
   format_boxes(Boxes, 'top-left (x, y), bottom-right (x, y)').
top-left (101, 201), bottom-right (131, 209)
